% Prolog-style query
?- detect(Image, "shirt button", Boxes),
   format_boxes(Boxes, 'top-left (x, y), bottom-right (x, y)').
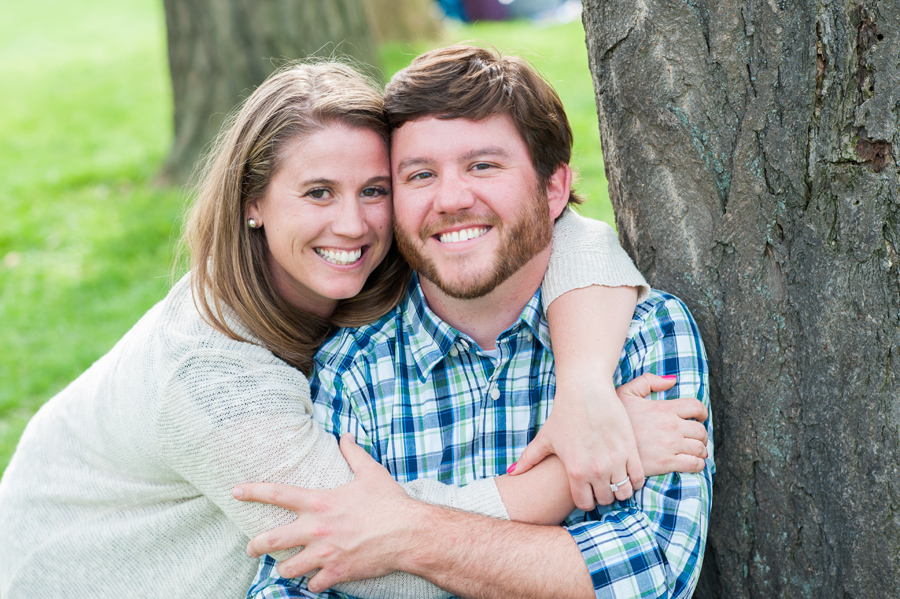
top-left (525, 331), bottom-right (534, 341)
top-left (459, 339), bottom-right (470, 349)
top-left (490, 388), bottom-right (501, 400)
top-left (449, 346), bottom-right (459, 357)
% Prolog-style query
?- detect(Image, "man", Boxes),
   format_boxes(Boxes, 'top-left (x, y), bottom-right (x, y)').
top-left (241, 45), bottom-right (714, 598)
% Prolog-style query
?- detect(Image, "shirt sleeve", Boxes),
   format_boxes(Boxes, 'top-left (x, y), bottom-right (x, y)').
top-left (542, 209), bottom-right (650, 312)
top-left (564, 294), bottom-right (714, 598)
top-left (156, 346), bottom-right (357, 564)
top-left (248, 553), bottom-right (447, 599)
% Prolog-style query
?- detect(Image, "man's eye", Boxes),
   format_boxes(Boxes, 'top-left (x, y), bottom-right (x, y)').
top-left (472, 163), bottom-right (493, 171)
top-left (409, 171), bottom-right (434, 181)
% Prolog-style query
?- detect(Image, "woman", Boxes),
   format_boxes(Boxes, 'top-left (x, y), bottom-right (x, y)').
top-left (0, 62), bottom-right (705, 598)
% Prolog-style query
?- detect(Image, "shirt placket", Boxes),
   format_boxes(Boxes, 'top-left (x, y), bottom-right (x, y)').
top-left (453, 337), bottom-right (495, 482)
top-left (481, 336), bottom-right (527, 477)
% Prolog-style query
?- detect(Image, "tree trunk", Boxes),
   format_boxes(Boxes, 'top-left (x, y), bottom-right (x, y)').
top-left (363, 0), bottom-right (442, 44)
top-left (159, 0), bottom-right (378, 186)
top-left (582, 1), bottom-right (900, 597)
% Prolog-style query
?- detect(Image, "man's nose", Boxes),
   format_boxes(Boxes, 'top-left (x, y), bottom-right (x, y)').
top-left (433, 172), bottom-right (476, 214)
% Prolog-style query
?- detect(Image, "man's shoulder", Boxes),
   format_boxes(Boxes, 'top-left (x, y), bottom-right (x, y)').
top-left (632, 290), bottom-right (699, 330)
top-left (624, 289), bottom-right (707, 369)
top-left (315, 306), bottom-right (403, 373)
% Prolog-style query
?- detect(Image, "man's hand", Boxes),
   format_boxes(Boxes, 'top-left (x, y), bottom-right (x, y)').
top-left (509, 373), bottom-right (708, 511)
top-left (509, 376), bottom-right (643, 509)
top-left (619, 373), bottom-right (709, 476)
top-left (232, 435), bottom-right (425, 593)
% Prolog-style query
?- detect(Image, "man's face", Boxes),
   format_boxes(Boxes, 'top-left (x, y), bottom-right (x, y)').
top-left (391, 114), bottom-right (557, 300)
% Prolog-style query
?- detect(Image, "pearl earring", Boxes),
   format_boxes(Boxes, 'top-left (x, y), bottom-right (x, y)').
top-left (247, 218), bottom-right (259, 229)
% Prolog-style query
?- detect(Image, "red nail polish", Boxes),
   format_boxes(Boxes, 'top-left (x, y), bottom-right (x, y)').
top-left (507, 462), bottom-right (517, 474)
top-left (661, 375), bottom-right (677, 380)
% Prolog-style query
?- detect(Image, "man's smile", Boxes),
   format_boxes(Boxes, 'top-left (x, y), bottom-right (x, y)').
top-left (437, 226), bottom-right (491, 245)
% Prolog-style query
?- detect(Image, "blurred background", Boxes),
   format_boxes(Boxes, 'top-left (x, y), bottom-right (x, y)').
top-left (0, 0), bottom-right (613, 474)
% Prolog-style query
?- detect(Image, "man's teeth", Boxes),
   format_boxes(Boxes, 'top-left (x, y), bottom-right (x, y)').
top-left (315, 248), bottom-right (362, 265)
top-left (438, 227), bottom-right (489, 244)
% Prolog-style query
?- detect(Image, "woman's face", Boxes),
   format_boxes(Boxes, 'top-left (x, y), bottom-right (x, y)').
top-left (248, 124), bottom-right (393, 318)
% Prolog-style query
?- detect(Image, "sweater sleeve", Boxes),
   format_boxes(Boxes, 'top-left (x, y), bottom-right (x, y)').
top-left (542, 208), bottom-right (650, 312)
top-left (156, 346), bottom-right (505, 599)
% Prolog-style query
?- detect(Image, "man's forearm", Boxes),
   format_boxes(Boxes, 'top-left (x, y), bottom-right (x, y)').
top-left (398, 501), bottom-right (594, 599)
top-left (397, 471), bottom-right (711, 599)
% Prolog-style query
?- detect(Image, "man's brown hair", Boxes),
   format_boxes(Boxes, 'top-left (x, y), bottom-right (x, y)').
top-left (383, 44), bottom-right (582, 205)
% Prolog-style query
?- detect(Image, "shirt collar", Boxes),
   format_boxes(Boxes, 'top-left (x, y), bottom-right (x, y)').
top-left (400, 273), bottom-right (552, 381)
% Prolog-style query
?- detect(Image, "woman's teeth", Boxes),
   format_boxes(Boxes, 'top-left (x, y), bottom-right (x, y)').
top-left (438, 227), bottom-right (489, 244)
top-left (315, 248), bottom-right (362, 265)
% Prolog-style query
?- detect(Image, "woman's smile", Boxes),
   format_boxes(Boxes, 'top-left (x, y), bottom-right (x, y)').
top-left (314, 246), bottom-right (365, 266)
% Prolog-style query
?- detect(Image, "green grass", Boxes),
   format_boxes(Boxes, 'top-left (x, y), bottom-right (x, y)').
top-left (0, 4), bottom-right (613, 475)
top-left (0, 0), bottom-right (181, 474)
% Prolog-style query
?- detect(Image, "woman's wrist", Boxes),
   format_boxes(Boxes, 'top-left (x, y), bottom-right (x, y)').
top-left (552, 375), bottom-right (620, 408)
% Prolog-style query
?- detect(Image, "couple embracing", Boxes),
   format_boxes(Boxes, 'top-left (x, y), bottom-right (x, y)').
top-left (0, 44), bottom-right (713, 599)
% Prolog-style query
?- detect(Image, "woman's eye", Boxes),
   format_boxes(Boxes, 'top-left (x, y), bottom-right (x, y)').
top-left (306, 188), bottom-right (330, 200)
top-left (361, 186), bottom-right (389, 198)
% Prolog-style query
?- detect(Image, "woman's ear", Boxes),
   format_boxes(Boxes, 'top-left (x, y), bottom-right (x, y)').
top-left (545, 164), bottom-right (573, 220)
top-left (246, 200), bottom-right (262, 226)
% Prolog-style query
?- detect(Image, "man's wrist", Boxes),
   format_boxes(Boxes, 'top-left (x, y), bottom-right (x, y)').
top-left (392, 500), bottom-right (451, 575)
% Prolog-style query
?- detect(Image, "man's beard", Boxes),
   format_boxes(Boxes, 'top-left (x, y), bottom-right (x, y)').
top-left (393, 188), bottom-right (554, 300)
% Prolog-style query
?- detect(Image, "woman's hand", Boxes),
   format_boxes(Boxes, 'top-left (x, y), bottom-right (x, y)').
top-left (532, 284), bottom-right (642, 510)
top-left (233, 435), bottom-right (427, 592)
top-left (509, 376), bottom-right (643, 509)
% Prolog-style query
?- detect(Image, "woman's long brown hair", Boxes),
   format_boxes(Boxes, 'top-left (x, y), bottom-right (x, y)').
top-left (183, 62), bottom-right (410, 375)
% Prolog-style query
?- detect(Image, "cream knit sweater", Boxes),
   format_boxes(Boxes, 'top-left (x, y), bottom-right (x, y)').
top-left (0, 211), bottom-right (647, 598)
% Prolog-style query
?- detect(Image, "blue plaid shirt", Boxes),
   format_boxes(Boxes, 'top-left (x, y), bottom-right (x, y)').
top-left (249, 275), bottom-right (714, 599)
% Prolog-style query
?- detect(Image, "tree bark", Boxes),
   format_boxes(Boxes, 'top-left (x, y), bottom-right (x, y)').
top-left (363, 0), bottom-right (442, 44)
top-left (582, 1), bottom-right (900, 597)
top-left (159, 0), bottom-right (378, 186)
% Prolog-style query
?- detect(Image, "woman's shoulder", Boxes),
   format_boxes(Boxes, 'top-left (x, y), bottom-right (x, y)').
top-left (153, 275), bottom-right (314, 429)
top-left (156, 273), bottom-right (276, 360)
top-left (82, 273), bottom-right (298, 413)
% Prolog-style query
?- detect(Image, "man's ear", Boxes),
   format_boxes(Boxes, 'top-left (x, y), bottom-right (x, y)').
top-left (545, 163), bottom-right (572, 220)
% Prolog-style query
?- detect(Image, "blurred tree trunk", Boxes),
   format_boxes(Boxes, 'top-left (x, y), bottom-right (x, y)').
top-left (583, 1), bottom-right (900, 597)
top-left (363, 0), bottom-right (442, 43)
top-left (159, 0), bottom-right (378, 186)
